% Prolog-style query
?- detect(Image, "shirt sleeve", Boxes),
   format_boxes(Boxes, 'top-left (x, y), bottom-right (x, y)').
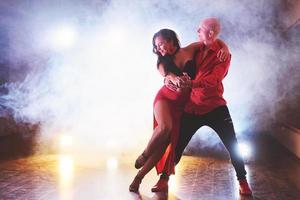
top-left (191, 55), bottom-right (231, 88)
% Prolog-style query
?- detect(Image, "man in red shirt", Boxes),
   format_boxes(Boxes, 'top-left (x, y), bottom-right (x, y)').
top-left (152, 18), bottom-right (252, 196)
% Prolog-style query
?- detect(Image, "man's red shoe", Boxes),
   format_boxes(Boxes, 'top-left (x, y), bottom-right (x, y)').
top-left (151, 178), bottom-right (168, 192)
top-left (239, 179), bottom-right (252, 196)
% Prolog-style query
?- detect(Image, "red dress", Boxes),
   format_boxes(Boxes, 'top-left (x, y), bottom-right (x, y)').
top-left (153, 59), bottom-right (196, 175)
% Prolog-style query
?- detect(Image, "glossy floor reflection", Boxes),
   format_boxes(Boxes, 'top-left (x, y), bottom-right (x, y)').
top-left (0, 134), bottom-right (299, 200)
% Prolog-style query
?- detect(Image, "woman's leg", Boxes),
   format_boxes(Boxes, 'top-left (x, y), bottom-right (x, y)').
top-left (152, 112), bottom-right (202, 192)
top-left (146, 100), bottom-right (173, 155)
top-left (135, 100), bottom-right (173, 168)
top-left (130, 100), bottom-right (173, 191)
top-left (130, 145), bottom-right (169, 192)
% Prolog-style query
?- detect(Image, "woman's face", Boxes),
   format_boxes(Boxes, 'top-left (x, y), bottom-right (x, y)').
top-left (154, 36), bottom-right (176, 56)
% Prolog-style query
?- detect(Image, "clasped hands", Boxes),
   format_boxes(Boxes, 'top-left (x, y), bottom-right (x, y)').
top-left (164, 73), bottom-right (192, 92)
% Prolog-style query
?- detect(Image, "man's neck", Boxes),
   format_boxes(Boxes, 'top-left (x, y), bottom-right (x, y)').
top-left (203, 44), bottom-right (210, 51)
top-left (204, 39), bottom-right (217, 50)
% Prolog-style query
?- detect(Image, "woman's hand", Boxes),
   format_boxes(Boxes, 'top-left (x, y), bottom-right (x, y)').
top-left (164, 76), bottom-right (178, 91)
top-left (165, 73), bottom-right (192, 92)
top-left (166, 74), bottom-right (183, 87)
top-left (217, 47), bottom-right (229, 61)
top-left (216, 39), bottom-right (230, 62)
top-left (165, 75), bottom-right (186, 92)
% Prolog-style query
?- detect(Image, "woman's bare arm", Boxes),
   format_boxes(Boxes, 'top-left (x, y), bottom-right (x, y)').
top-left (182, 39), bottom-right (230, 61)
top-left (158, 63), bottom-right (184, 91)
top-left (182, 42), bottom-right (202, 55)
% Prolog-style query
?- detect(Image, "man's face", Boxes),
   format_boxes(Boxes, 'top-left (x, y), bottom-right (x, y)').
top-left (154, 36), bottom-right (175, 56)
top-left (197, 23), bottom-right (215, 45)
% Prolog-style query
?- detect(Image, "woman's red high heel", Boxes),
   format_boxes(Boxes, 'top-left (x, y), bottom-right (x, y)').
top-left (129, 175), bottom-right (143, 192)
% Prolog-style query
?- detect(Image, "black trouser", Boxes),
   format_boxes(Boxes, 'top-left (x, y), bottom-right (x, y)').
top-left (175, 105), bottom-right (247, 180)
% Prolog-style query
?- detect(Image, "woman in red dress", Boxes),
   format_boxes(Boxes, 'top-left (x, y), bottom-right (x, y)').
top-left (129, 29), bottom-right (228, 192)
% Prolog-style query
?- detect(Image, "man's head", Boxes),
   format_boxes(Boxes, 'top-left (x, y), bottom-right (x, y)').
top-left (197, 18), bottom-right (221, 46)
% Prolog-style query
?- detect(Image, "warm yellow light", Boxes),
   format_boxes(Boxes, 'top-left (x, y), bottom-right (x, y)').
top-left (59, 155), bottom-right (74, 186)
top-left (169, 175), bottom-right (177, 189)
top-left (106, 157), bottom-right (118, 170)
top-left (168, 164), bottom-right (182, 192)
top-left (60, 135), bottom-right (73, 147)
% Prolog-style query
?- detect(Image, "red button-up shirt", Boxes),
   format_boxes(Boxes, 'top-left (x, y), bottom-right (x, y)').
top-left (184, 41), bottom-right (231, 115)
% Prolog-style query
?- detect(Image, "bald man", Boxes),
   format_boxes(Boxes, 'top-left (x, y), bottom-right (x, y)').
top-left (152, 18), bottom-right (252, 196)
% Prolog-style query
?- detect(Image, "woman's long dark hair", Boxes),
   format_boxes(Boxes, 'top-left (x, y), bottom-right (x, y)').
top-left (152, 29), bottom-right (181, 75)
top-left (152, 29), bottom-right (180, 56)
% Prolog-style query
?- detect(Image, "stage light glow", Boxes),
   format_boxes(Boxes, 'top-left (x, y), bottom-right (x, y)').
top-left (106, 157), bottom-right (118, 170)
top-left (48, 25), bottom-right (77, 50)
top-left (238, 142), bottom-right (252, 158)
top-left (58, 155), bottom-right (74, 186)
top-left (168, 162), bottom-right (183, 192)
top-left (60, 134), bottom-right (73, 147)
top-left (168, 175), bottom-right (177, 192)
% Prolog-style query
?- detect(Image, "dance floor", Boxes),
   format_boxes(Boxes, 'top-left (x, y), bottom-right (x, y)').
top-left (0, 134), bottom-right (299, 200)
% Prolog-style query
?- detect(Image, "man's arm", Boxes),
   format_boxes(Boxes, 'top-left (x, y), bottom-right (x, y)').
top-left (159, 63), bottom-right (186, 91)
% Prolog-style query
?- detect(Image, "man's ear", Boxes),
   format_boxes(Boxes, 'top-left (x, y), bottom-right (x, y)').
top-left (208, 30), bottom-right (215, 38)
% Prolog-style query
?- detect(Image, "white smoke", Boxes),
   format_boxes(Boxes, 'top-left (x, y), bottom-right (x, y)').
top-left (0, 0), bottom-right (299, 156)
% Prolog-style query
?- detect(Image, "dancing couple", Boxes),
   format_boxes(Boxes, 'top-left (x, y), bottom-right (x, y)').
top-left (129, 18), bottom-right (252, 196)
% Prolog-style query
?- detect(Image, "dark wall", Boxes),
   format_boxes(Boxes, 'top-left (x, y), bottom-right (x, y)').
top-left (275, 0), bottom-right (300, 129)
top-left (0, 26), bottom-right (9, 92)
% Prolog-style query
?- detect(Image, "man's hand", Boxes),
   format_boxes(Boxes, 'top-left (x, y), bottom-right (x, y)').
top-left (177, 73), bottom-right (192, 88)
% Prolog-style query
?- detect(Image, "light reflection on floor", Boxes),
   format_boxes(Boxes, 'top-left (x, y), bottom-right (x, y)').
top-left (0, 135), bottom-right (299, 200)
